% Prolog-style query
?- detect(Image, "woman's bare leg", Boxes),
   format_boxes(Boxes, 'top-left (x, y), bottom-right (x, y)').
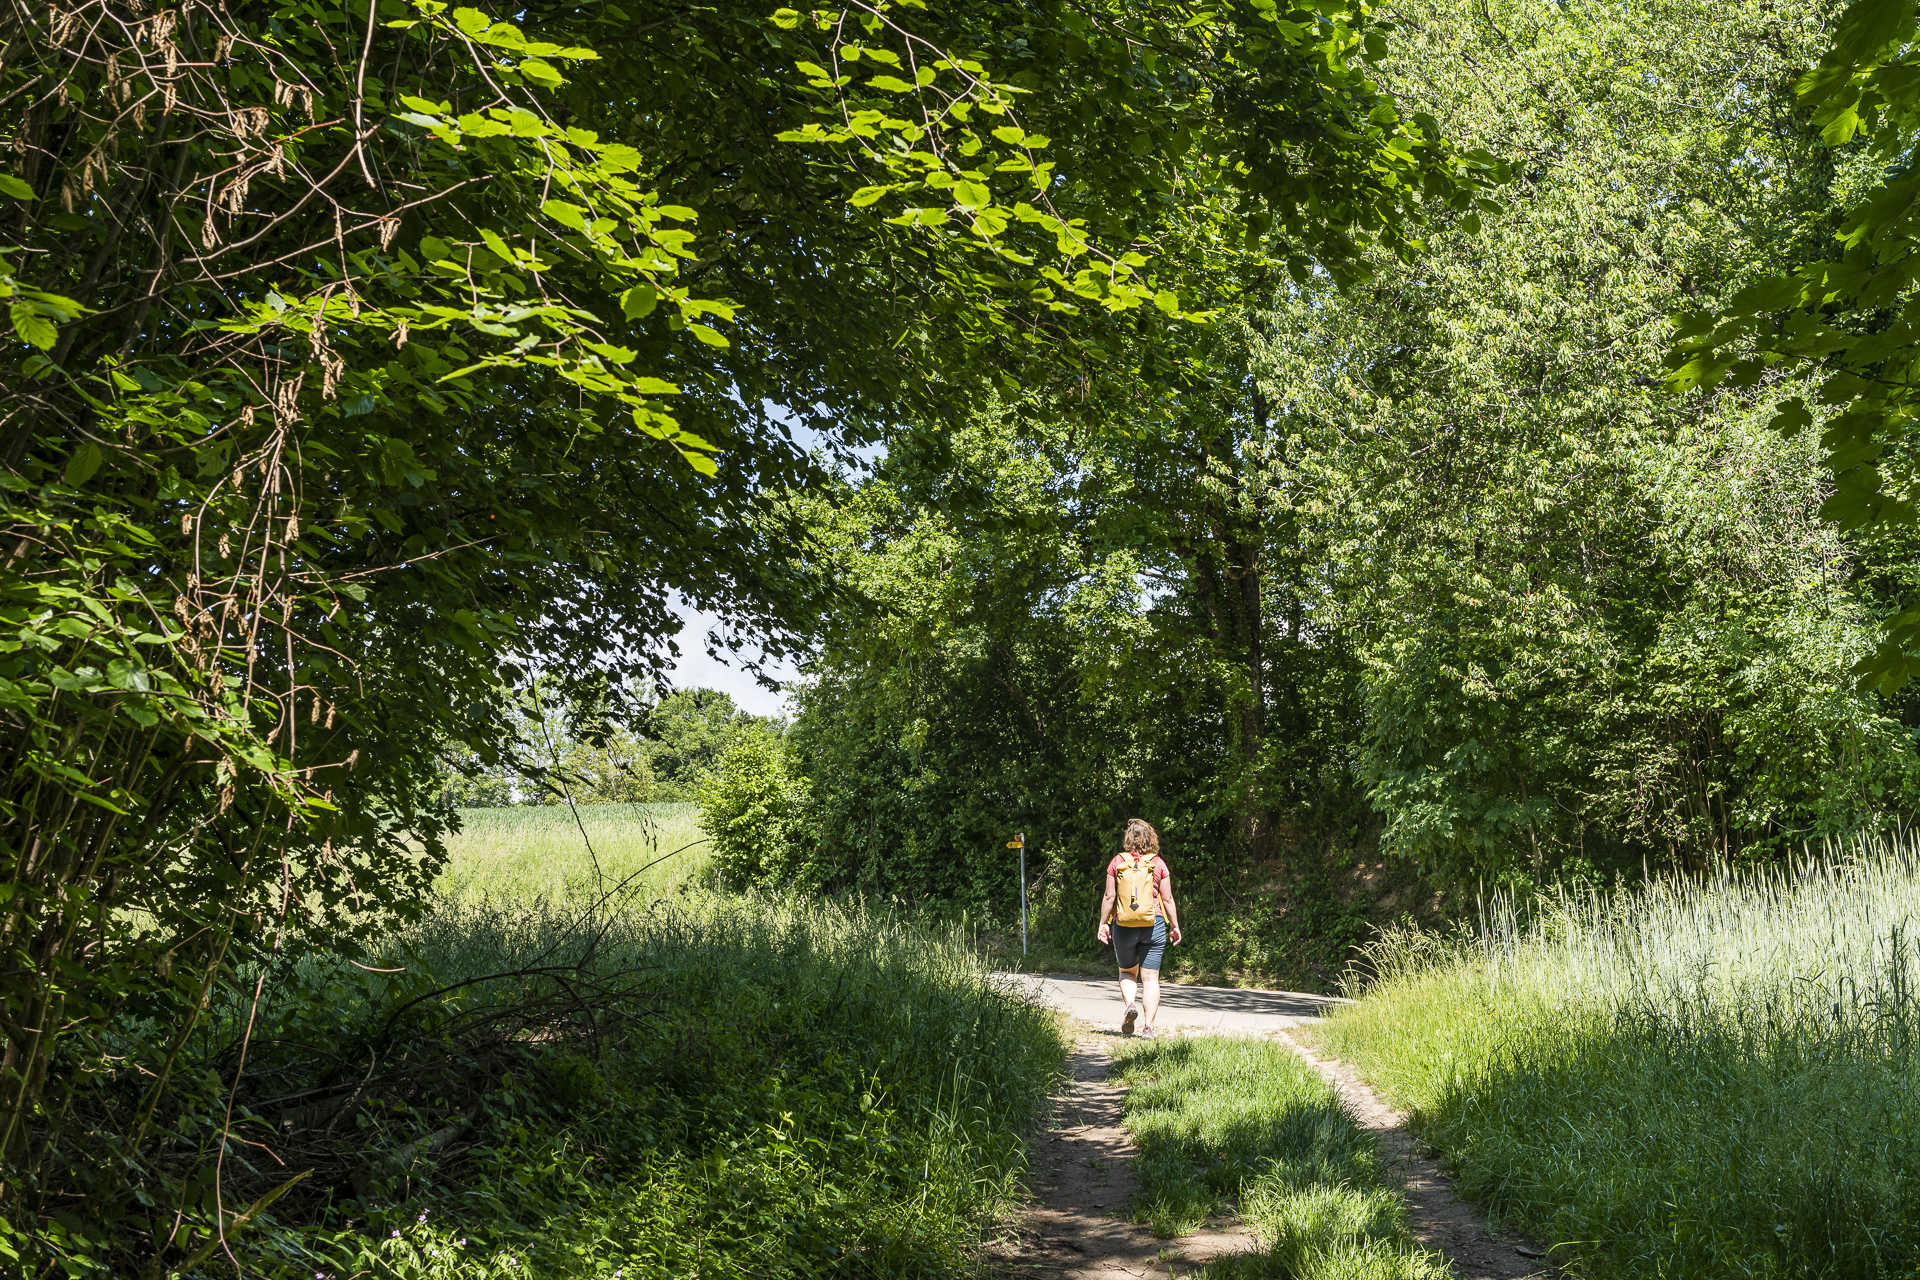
top-left (1118, 964), bottom-right (1140, 1010)
top-left (1142, 968), bottom-right (1161, 1029)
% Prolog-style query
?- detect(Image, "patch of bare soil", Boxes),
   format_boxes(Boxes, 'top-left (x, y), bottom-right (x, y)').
top-left (1277, 1029), bottom-right (1558, 1280)
top-left (988, 1036), bottom-right (1257, 1279)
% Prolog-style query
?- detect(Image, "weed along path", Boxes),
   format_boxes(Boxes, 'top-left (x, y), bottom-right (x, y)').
top-left (1003, 973), bottom-right (1555, 1280)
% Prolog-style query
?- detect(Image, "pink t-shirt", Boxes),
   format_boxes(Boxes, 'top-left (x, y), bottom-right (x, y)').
top-left (1107, 853), bottom-right (1170, 917)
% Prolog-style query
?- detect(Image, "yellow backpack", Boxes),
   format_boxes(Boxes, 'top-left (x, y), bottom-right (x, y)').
top-left (1112, 853), bottom-right (1159, 926)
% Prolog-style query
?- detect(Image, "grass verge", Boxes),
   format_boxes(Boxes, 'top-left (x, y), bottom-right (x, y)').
top-left (1317, 839), bottom-right (1920, 1279)
top-left (83, 891), bottom-right (1064, 1279)
top-left (1113, 1036), bottom-right (1445, 1280)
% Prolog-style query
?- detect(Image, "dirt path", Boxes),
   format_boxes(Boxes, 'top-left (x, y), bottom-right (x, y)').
top-left (1279, 1029), bottom-right (1555, 1280)
top-left (998, 974), bottom-right (1558, 1280)
top-left (988, 1035), bottom-right (1257, 1279)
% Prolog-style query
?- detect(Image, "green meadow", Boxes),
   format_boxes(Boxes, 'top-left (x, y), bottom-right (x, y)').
top-left (436, 803), bottom-right (712, 900)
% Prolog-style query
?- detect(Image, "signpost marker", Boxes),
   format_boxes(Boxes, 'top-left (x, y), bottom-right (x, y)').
top-left (1006, 834), bottom-right (1027, 955)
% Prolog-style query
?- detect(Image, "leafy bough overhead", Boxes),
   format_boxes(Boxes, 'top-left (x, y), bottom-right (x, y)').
top-left (1665, 0), bottom-right (1920, 689)
top-left (771, 0), bottom-right (1507, 340)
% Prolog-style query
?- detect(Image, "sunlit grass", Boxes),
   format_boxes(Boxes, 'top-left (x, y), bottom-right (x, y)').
top-left (1114, 1036), bottom-right (1447, 1280)
top-left (1318, 833), bottom-right (1920, 1279)
top-left (437, 803), bottom-right (710, 901)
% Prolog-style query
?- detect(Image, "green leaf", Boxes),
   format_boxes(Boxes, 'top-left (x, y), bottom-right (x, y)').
top-left (1731, 275), bottom-right (1805, 314)
top-left (64, 442), bottom-right (102, 487)
top-left (106, 658), bottom-right (150, 692)
top-left (479, 229), bottom-right (516, 264)
top-left (1830, 0), bottom-right (1914, 63)
top-left (0, 173), bottom-right (34, 201)
top-left (543, 199), bottom-right (589, 231)
top-left (688, 323), bottom-right (730, 348)
top-left (771, 8), bottom-right (802, 27)
top-left (1771, 397), bottom-right (1815, 440)
top-left (1821, 100), bottom-right (1866, 145)
top-left (11, 305), bottom-right (56, 350)
top-left (849, 186), bottom-right (893, 207)
top-left (620, 282), bottom-right (658, 319)
top-left (868, 74), bottom-right (916, 93)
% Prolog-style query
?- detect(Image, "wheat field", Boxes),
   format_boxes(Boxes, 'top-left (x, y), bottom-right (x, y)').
top-left (434, 803), bottom-right (711, 902)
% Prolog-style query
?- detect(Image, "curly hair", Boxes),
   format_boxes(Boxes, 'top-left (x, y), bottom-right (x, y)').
top-left (1121, 818), bottom-right (1160, 855)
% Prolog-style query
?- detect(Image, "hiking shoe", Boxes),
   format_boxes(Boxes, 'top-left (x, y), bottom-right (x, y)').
top-left (1138, 1026), bottom-right (1157, 1040)
top-left (1120, 1004), bottom-right (1138, 1037)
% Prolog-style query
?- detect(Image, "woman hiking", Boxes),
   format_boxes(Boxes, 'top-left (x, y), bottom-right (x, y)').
top-left (1095, 818), bottom-right (1183, 1038)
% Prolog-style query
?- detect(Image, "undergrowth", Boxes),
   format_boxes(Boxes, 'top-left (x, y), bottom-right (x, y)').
top-left (1319, 836), bottom-right (1920, 1279)
top-left (40, 893), bottom-right (1065, 1278)
top-left (1112, 1036), bottom-right (1445, 1280)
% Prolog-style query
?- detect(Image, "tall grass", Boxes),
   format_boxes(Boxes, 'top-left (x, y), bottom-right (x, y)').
top-left (1115, 1037), bottom-right (1447, 1280)
top-left (1319, 834), bottom-right (1920, 1279)
top-left (436, 803), bottom-right (710, 900)
top-left (145, 888), bottom-right (1064, 1279)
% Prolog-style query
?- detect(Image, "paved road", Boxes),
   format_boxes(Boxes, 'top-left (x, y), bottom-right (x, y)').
top-left (1006, 971), bottom-right (1347, 1035)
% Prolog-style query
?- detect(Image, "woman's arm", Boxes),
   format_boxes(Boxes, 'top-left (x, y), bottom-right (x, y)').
top-left (1160, 867), bottom-right (1182, 944)
top-left (1096, 871), bottom-right (1118, 942)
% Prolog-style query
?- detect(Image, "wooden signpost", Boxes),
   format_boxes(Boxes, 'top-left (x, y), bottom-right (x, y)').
top-left (1006, 833), bottom-right (1026, 955)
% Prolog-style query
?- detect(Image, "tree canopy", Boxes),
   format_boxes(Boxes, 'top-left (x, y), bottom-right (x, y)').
top-left (1669, 0), bottom-right (1920, 690)
top-left (763, 0), bottom-right (1920, 932)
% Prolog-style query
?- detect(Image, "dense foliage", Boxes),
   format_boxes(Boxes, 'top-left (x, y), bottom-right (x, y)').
top-left (1256, 0), bottom-right (1920, 883)
top-left (742, 0), bottom-right (1920, 966)
top-left (759, 408), bottom-right (1389, 980)
top-left (1672, 0), bottom-right (1920, 692)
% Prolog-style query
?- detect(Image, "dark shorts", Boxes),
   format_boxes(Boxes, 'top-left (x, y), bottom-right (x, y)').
top-left (1113, 917), bottom-right (1167, 972)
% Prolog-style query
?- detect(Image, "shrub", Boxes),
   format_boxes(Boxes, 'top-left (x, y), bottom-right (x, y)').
top-left (698, 729), bottom-right (821, 889)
